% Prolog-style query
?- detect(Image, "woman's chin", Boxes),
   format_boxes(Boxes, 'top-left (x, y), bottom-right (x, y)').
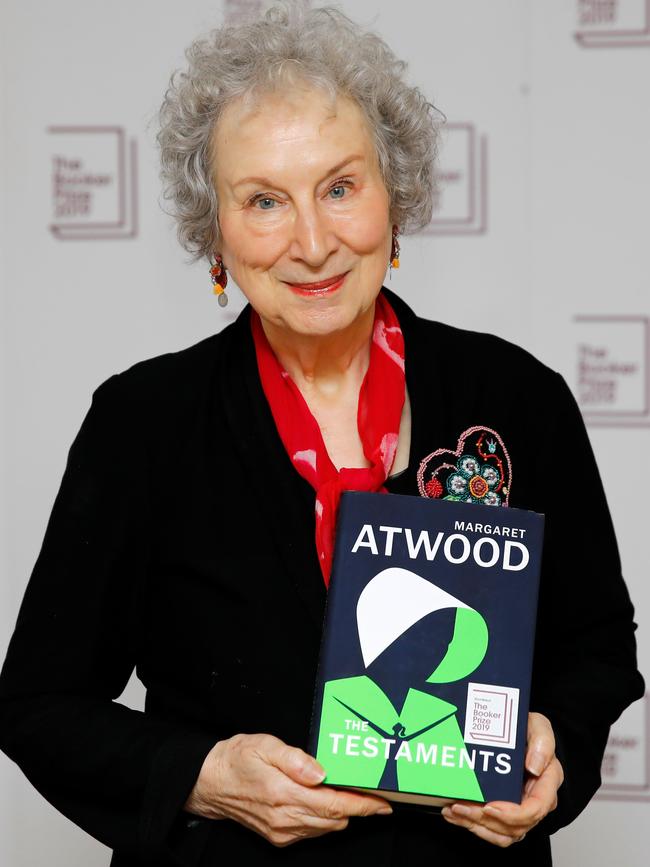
top-left (280, 306), bottom-right (357, 338)
top-left (274, 280), bottom-right (379, 339)
top-left (298, 298), bottom-right (383, 337)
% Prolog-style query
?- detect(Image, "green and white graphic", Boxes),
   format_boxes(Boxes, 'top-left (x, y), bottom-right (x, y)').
top-left (316, 567), bottom-right (489, 800)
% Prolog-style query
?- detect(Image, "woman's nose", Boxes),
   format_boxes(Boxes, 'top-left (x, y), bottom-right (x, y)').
top-left (288, 204), bottom-right (337, 267)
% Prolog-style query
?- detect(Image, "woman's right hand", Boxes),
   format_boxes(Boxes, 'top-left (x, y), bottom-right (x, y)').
top-left (183, 732), bottom-right (393, 847)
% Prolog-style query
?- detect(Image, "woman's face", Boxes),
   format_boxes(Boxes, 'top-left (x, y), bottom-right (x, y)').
top-left (211, 85), bottom-right (393, 339)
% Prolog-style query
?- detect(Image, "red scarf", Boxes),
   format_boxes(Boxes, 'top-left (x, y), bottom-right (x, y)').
top-left (250, 291), bottom-right (406, 586)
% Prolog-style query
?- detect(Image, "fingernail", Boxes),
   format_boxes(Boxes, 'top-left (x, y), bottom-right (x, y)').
top-left (306, 765), bottom-right (326, 783)
top-left (527, 751), bottom-right (545, 776)
top-left (377, 806), bottom-right (393, 815)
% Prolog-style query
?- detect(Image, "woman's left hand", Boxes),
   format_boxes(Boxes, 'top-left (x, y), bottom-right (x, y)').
top-left (441, 711), bottom-right (564, 847)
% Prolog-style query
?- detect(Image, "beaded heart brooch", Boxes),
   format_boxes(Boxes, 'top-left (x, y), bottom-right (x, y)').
top-left (416, 426), bottom-right (512, 507)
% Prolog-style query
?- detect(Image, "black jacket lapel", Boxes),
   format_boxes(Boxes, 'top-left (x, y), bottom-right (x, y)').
top-left (215, 305), bottom-right (327, 630)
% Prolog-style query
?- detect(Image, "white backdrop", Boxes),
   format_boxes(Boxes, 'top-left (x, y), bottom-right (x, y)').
top-left (1, 0), bottom-right (648, 864)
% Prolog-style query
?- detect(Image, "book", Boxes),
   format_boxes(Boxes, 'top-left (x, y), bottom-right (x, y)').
top-left (308, 491), bottom-right (544, 807)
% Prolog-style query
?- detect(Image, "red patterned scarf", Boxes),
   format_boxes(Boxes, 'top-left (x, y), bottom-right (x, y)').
top-left (250, 291), bottom-right (406, 586)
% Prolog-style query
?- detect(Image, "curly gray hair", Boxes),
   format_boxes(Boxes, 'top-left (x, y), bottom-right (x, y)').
top-left (157, 1), bottom-right (442, 262)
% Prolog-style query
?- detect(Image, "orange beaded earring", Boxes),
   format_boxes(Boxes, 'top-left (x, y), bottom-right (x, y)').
top-left (389, 225), bottom-right (400, 277)
top-left (209, 254), bottom-right (228, 307)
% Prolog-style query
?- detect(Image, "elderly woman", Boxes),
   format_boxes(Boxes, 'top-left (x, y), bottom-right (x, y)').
top-left (0, 4), bottom-right (644, 867)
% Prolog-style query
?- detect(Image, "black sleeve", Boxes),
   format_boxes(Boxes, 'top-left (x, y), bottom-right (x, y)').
top-left (0, 374), bottom-right (217, 864)
top-left (528, 371), bottom-right (645, 835)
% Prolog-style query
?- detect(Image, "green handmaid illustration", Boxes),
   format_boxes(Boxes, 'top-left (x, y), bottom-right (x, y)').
top-left (316, 567), bottom-right (489, 801)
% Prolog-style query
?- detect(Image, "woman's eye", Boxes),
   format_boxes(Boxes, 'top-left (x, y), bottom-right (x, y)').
top-left (329, 185), bottom-right (347, 199)
top-left (254, 197), bottom-right (276, 210)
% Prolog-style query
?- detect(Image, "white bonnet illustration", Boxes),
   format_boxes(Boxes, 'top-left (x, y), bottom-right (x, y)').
top-left (356, 566), bottom-right (489, 680)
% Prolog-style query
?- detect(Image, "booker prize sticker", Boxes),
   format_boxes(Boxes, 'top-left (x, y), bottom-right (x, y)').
top-left (464, 683), bottom-right (519, 750)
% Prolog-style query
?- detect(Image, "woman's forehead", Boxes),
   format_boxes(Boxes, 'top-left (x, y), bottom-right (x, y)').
top-left (211, 86), bottom-right (377, 183)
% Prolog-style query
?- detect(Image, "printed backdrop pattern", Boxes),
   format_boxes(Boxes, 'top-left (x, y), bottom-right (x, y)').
top-left (1, 0), bottom-right (647, 864)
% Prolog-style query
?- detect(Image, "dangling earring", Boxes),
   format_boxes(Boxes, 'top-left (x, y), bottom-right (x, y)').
top-left (209, 254), bottom-right (228, 307)
top-left (389, 225), bottom-right (400, 279)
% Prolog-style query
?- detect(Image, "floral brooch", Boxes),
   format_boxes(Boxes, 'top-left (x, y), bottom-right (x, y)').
top-left (416, 426), bottom-right (512, 507)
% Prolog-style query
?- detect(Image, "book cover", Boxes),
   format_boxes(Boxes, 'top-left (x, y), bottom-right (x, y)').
top-left (308, 491), bottom-right (544, 807)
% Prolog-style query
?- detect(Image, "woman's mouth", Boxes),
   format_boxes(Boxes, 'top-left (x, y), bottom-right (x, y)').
top-left (285, 272), bottom-right (348, 296)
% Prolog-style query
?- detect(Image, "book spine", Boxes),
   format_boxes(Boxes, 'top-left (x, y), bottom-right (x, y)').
top-left (306, 493), bottom-right (352, 758)
top-left (520, 514), bottom-right (545, 751)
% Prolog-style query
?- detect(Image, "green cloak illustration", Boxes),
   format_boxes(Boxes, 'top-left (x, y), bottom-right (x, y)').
top-left (316, 568), bottom-right (489, 801)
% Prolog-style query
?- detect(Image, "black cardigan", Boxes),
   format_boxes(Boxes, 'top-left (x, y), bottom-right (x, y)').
top-left (0, 288), bottom-right (644, 866)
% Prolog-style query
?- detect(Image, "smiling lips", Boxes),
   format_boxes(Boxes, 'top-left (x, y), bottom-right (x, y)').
top-left (285, 272), bottom-right (348, 296)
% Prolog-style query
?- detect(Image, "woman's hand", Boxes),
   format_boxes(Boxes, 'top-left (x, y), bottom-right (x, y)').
top-left (183, 732), bottom-right (393, 847)
top-left (441, 711), bottom-right (564, 847)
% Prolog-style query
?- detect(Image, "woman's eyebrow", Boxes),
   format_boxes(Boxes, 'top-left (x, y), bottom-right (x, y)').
top-left (231, 154), bottom-right (365, 190)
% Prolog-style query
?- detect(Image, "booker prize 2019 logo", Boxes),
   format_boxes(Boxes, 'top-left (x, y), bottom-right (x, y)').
top-left (575, 0), bottom-right (650, 47)
top-left (423, 123), bottom-right (488, 237)
top-left (596, 694), bottom-right (650, 802)
top-left (574, 316), bottom-right (650, 427)
top-left (49, 126), bottom-right (138, 241)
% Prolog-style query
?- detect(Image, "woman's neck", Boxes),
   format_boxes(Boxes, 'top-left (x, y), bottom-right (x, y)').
top-left (259, 303), bottom-right (375, 400)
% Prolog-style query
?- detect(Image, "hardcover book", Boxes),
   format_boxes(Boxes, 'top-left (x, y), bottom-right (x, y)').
top-left (308, 491), bottom-right (544, 807)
